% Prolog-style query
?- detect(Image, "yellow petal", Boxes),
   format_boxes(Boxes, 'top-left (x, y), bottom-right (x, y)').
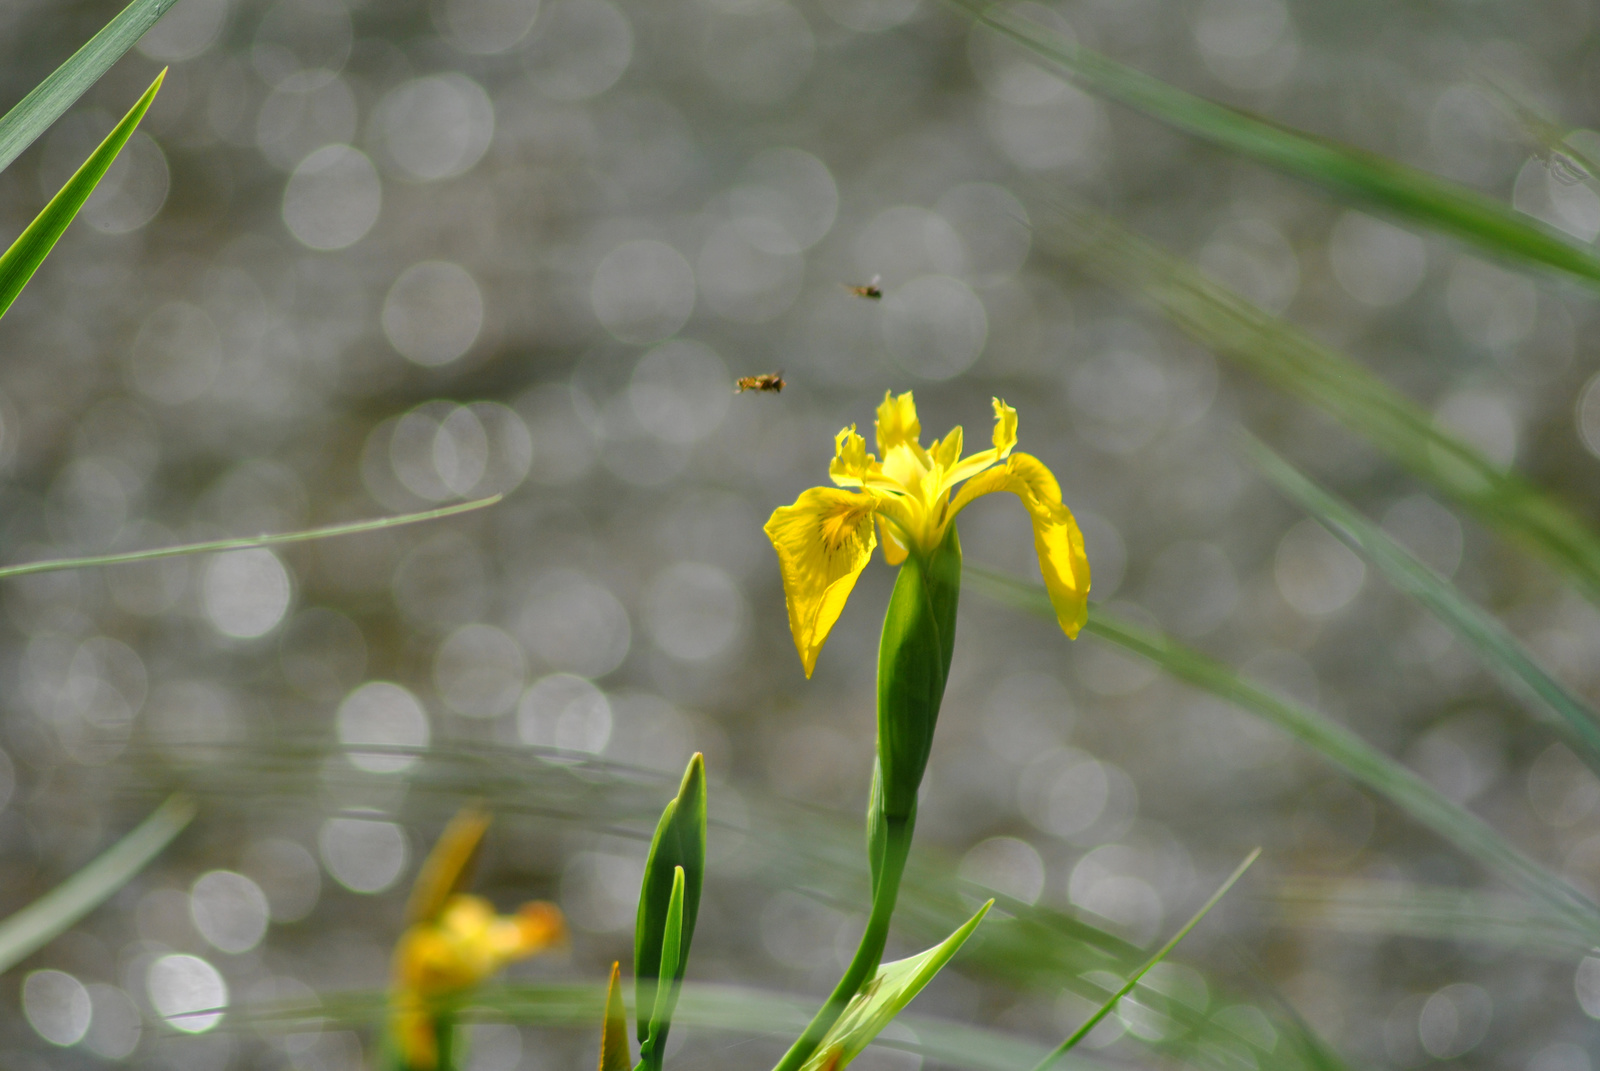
top-left (991, 397), bottom-right (1017, 456)
top-left (875, 390), bottom-right (921, 454)
top-left (948, 453), bottom-right (1089, 637)
top-left (405, 806), bottom-right (490, 926)
top-left (829, 424), bottom-right (873, 487)
top-left (931, 425), bottom-right (963, 472)
top-left (764, 488), bottom-right (879, 676)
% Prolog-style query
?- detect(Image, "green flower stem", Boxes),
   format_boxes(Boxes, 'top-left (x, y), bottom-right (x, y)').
top-left (774, 530), bottom-right (962, 1071)
top-left (772, 812), bottom-right (915, 1071)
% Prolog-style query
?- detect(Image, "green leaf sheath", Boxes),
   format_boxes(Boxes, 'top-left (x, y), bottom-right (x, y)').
top-left (635, 755), bottom-right (706, 1046)
top-left (799, 902), bottom-right (994, 1071)
top-left (966, 569), bottom-right (1600, 939)
top-left (1035, 206), bottom-right (1600, 608)
top-left (0, 70), bottom-right (163, 322)
top-left (1247, 439), bottom-right (1600, 773)
top-left (0, 794), bottom-right (195, 974)
top-left (876, 528), bottom-right (962, 821)
top-left (951, 0), bottom-right (1600, 286)
top-left (0, 0), bottom-right (179, 175)
top-left (1033, 849), bottom-right (1260, 1071)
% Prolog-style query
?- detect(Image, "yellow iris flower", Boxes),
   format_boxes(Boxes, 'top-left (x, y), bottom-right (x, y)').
top-left (764, 390), bottom-right (1090, 677)
top-left (389, 809), bottom-right (566, 1070)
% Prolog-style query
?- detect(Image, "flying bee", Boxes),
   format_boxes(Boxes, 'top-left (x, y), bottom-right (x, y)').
top-left (845, 274), bottom-right (883, 300)
top-left (735, 371), bottom-right (786, 394)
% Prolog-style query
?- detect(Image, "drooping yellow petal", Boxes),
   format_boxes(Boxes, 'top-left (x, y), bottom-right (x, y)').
top-left (829, 425), bottom-right (874, 487)
top-left (875, 391), bottom-right (921, 454)
top-left (764, 487), bottom-right (880, 676)
top-left (947, 453), bottom-right (1090, 637)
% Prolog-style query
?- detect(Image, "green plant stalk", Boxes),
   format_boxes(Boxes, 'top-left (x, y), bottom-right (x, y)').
top-left (1032, 848), bottom-right (1261, 1071)
top-left (774, 531), bottom-right (962, 1071)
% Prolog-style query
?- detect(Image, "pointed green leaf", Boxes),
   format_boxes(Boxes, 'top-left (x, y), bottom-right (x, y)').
top-left (1247, 439), bottom-right (1600, 773)
top-left (966, 568), bottom-right (1600, 940)
top-left (0, 495), bottom-right (500, 580)
top-left (797, 901), bottom-right (992, 1071)
top-left (0, 794), bottom-right (194, 973)
top-left (1032, 850), bottom-right (1259, 1071)
top-left (599, 963), bottom-right (631, 1071)
top-left (1036, 204), bottom-right (1600, 609)
top-left (0, 70), bottom-right (164, 322)
top-left (640, 866), bottom-right (686, 1070)
top-left (954, 0), bottom-right (1600, 287)
top-left (635, 754), bottom-right (706, 1042)
top-left (0, 0), bottom-right (179, 176)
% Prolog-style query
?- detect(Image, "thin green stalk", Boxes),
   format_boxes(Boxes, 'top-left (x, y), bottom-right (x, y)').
top-left (1032, 848), bottom-right (1261, 1071)
top-left (0, 495), bottom-right (500, 579)
top-left (772, 815), bottom-right (914, 1071)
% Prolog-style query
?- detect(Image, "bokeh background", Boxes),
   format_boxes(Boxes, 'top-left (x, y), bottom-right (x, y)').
top-left (3, 0), bottom-right (1600, 1067)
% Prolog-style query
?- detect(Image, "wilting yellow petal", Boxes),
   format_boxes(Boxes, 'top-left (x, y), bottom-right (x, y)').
top-left (829, 424), bottom-right (874, 487)
top-left (947, 453), bottom-right (1089, 637)
top-left (875, 391), bottom-right (921, 454)
top-left (764, 487), bottom-right (879, 676)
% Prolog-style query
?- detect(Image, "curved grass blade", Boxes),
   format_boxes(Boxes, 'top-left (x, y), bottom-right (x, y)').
top-left (952, 0), bottom-right (1600, 286)
top-left (0, 0), bottom-right (179, 176)
top-left (1246, 438), bottom-right (1600, 771)
top-left (1035, 204), bottom-right (1600, 607)
top-left (0, 793), bottom-right (195, 973)
top-left (966, 567), bottom-right (1600, 938)
top-left (1033, 849), bottom-right (1260, 1071)
top-left (0, 494), bottom-right (500, 580)
top-left (0, 70), bottom-right (163, 321)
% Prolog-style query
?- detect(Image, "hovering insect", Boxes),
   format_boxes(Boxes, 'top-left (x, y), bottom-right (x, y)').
top-left (736, 372), bottom-right (786, 394)
top-left (846, 274), bottom-right (883, 300)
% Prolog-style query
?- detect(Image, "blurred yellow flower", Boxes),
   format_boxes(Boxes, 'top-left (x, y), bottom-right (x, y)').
top-left (765, 391), bottom-right (1090, 676)
top-left (389, 809), bottom-right (566, 1071)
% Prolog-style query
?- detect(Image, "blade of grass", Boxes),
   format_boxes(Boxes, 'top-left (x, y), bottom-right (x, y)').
top-left (0, 70), bottom-right (163, 321)
top-left (967, 567), bottom-right (1600, 937)
top-left (1245, 437), bottom-right (1600, 772)
top-left (0, 0), bottom-right (179, 176)
top-left (0, 494), bottom-right (500, 579)
top-left (0, 793), bottom-right (195, 973)
top-left (952, 0), bottom-right (1600, 286)
top-left (1034, 203), bottom-right (1600, 608)
top-left (1273, 877), bottom-right (1592, 954)
top-left (1032, 849), bottom-right (1260, 1071)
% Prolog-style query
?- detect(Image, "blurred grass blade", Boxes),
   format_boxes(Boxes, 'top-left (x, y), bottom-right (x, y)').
top-left (0, 70), bottom-right (163, 321)
top-left (1035, 204), bottom-right (1600, 606)
top-left (1246, 438), bottom-right (1600, 771)
top-left (0, 494), bottom-right (500, 580)
top-left (1274, 878), bottom-right (1593, 955)
top-left (0, 794), bottom-right (195, 973)
top-left (1033, 849), bottom-right (1259, 1071)
top-left (0, 0), bottom-right (179, 175)
top-left (798, 901), bottom-right (992, 1071)
top-left (954, 0), bottom-right (1600, 286)
top-left (966, 567), bottom-right (1600, 937)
